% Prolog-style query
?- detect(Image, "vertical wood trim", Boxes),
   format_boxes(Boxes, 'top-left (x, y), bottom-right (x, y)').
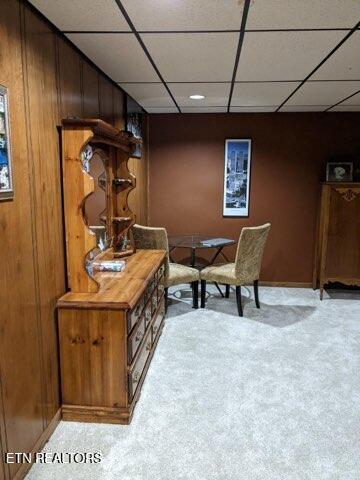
top-left (312, 186), bottom-right (322, 289)
top-left (319, 185), bottom-right (331, 294)
top-left (97, 75), bottom-right (101, 119)
top-left (0, 369), bottom-right (10, 480)
top-left (54, 36), bottom-right (61, 123)
top-left (80, 55), bottom-right (84, 118)
top-left (18, 0), bottom-right (47, 431)
top-left (146, 115), bottom-right (150, 225)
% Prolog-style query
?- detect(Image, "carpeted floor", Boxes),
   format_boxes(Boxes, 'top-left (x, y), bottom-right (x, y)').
top-left (27, 285), bottom-right (360, 480)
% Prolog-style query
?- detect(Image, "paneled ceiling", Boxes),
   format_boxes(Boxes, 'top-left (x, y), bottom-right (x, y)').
top-left (29, 0), bottom-right (360, 113)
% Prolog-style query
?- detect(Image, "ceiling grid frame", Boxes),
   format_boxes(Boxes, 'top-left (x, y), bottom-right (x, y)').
top-left (113, 0), bottom-right (181, 113)
top-left (277, 20), bottom-right (360, 111)
top-left (28, 0), bottom-right (360, 113)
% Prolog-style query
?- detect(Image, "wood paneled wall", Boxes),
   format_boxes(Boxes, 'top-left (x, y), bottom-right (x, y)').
top-left (0, 1), bottom-right (148, 478)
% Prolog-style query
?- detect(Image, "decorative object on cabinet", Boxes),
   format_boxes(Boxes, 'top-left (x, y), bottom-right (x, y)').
top-left (200, 224), bottom-right (271, 317)
top-left (223, 139), bottom-right (251, 217)
top-left (313, 182), bottom-right (360, 299)
top-left (61, 118), bottom-right (140, 293)
top-left (0, 84), bottom-right (14, 200)
top-left (326, 162), bottom-right (353, 182)
top-left (132, 225), bottom-right (200, 309)
top-left (126, 95), bottom-right (142, 159)
top-left (57, 249), bottom-right (167, 424)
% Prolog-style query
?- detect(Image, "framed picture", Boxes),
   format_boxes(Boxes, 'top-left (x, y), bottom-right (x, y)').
top-left (0, 85), bottom-right (13, 200)
top-left (223, 139), bottom-right (251, 217)
top-left (126, 95), bottom-right (142, 159)
top-left (326, 162), bottom-right (353, 182)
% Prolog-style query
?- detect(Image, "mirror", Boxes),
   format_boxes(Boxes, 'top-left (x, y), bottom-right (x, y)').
top-left (82, 146), bottom-right (108, 253)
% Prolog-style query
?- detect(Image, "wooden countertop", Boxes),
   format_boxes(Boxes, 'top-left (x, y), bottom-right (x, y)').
top-left (57, 249), bottom-right (166, 310)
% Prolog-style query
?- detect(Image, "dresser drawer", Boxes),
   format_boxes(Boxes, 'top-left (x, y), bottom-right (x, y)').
top-left (144, 275), bottom-right (156, 304)
top-left (127, 316), bottom-right (145, 364)
top-left (128, 296), bottom-right (144, 333)
top-left (152, 298), bottom-right (165, 343)
top-left (128, 329), bottom-right (152, 400)
top-left (151, 288), bottom-right (158, 316)
top-left (157, 263), bottom-right (165, 279)
top-left (157, 278), bottom-right (165, 300)
top-left (143, 299), bottom-right (152, 329)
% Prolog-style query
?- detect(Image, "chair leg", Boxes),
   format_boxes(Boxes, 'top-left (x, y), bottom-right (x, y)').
top-left (165, 287), bottom-right (168, 313)
top-left (225, 284), bottom-right (230, 298)
top-left (200, 280), bottom-right (206, 308)
top-left (235, 286), bottom-right (243, 317)
top-left (192, 281), bottom-right (199, 309)
top-left (254, 280), bottom-right (260, 308)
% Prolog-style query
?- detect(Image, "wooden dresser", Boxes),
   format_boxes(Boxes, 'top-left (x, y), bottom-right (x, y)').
top-left (313, 182), bottom-right (360, 298)
top-left (57, 249), bottom-right (166, 424)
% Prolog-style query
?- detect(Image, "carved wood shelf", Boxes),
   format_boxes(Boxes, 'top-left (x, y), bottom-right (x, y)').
top-left (113, 178), bottom-right (133, 190)
top-left (61, 118), bottom-right (140, 293)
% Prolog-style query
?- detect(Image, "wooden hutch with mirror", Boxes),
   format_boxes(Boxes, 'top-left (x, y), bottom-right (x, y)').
top-left (57, 119), bottom-right (166, 424)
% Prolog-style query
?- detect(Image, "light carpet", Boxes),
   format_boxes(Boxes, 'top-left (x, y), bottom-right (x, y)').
top-left (27, 286), bottom-right (360, 480)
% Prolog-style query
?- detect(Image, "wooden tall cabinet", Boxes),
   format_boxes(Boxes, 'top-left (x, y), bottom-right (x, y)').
top-left (58, 119), bottom-right (167, 423)
top-left (313, 183), bottom-right (360, 298)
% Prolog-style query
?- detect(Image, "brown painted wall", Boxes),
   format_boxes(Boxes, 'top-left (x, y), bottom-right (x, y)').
top-left (149, 113), bottom-right (360, 284)
top-left (0, 1), bottom-right (146, 478)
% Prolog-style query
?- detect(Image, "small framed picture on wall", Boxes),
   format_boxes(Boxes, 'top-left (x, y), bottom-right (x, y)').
top-left (223, 139), bottom-right (252, 217)
top-left (326, 162), bottom-right (353, 182)
top-left (0, 84), bottom-right (14, 201)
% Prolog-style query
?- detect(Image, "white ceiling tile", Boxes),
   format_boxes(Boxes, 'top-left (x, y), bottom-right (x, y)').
top-left (330, 105), bottom-right (360, 111)
top-left (246, 0), bottom-right (360, 30)
top-left (231, 82), bottom-right (300, 106)
top-left (141, 33), bottom-right (238, 82)
top-left (236, 31), bottom-right (345, 81)
top-left (286, 81), bottom-right (360, 105)
top-left (279, 105), bottom-right (328, 111)
top-left (169, 83), bottom-right (231, 107)
top-left (121, 0), bottom-right (244, 31)
top-left (119, 83), bottom-right (175, 107)
top-left (181, 107), bottom-right (227, 113)
top-left (147, 107), bottom-right (179, 113)
top-left (341, 90), bottom-right (360, 105)
top-left (67, 34), bottom-right (158, 82)
top-left (29, 0), bottom-right (130, 30)
top-left (312, 32), bottom-right (360, 80)
top-left (230, 106), bottom-right (277, 112)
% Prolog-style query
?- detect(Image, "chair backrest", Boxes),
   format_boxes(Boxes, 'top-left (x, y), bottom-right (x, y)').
top-left (131, 224), bottom-right (170, 280)
top-left (234, 223), bottom-right (271, 282)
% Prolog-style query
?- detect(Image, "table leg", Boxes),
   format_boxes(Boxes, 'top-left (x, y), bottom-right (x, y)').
top-left (209, 246), bottom-right (224, 265)
top-left (219, 250), bottom-right (231, 263)
top-left (191, 248), bottom-right (196, 268)
top-left (214, 282), bottom-right (225, 298)
top-left (169, 246), bottom-right (176, 263)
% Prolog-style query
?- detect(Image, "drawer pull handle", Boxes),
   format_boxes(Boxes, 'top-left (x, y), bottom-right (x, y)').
top-left (135, 332), bottom-right (143, 342)
top-left (133, 371), bottom-right (140, 382)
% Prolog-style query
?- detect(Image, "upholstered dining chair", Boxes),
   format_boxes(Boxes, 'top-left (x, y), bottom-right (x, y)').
top-left (200, 223), bottom-right (271, 317)
top-left (132, 224), bottom-right (200, 309)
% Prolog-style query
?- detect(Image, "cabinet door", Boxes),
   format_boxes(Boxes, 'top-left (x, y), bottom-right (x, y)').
top-left (326, 187), bottom-right (360, 280)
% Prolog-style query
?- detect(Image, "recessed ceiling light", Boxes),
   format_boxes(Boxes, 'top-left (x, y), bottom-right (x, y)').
top-left (189, 94), bottom-right (205, 100)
